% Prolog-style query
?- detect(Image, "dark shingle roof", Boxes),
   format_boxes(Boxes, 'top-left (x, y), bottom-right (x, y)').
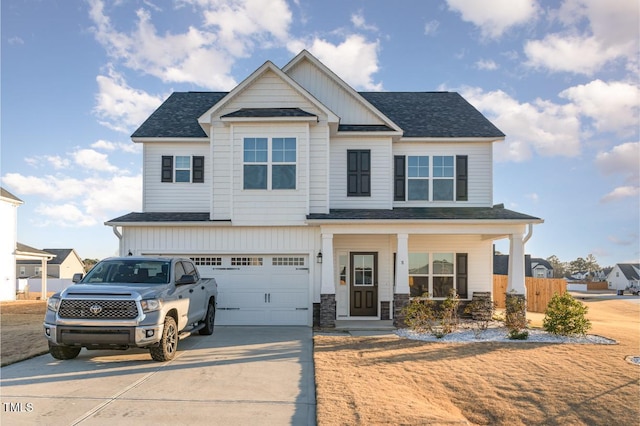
top-left (41, 249), bottom-right (75, 265)
top-left (307, 206), bottom-right (540, 221)
top-left (132, 92), bottom-right (227, 138)
top-left (360, 92), bottom-right (505, 138)
top-left (131, 91), bottom-right (504, 139)
top-left (618, 264), bottom-right (640, 281)
top-left (106, 212), bottom-right (214, 223)
top-left (338, 124), bottom-right (396, 132)
top-left (15, 243), bottom-right (54, 257)
top-left (493, 254), bottom-right (533, 276)
top-left (221, 108), bottom-right (316, 118)
top-left (1, 187), bottom-right (23, 202)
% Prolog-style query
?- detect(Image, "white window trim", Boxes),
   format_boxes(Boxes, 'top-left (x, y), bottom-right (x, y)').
top-left (243, 137), bottom-right (297, 190)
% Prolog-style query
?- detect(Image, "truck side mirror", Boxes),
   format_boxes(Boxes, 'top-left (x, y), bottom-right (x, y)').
top-left (72, 273), bottom-right (84, 283)
top-left (176, 274), bottom-right (196, 285)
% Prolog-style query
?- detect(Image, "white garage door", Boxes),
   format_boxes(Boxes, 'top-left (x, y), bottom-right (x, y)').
top-left (192, 255), bottom-right (310, 326)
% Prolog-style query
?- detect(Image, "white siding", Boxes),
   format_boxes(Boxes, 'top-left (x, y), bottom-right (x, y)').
top-left (309, 124), bottom-right (329, 214)
top-left (143, 142), bottom-right (210, 212)
top-left (329, 137), bottom-right (393, 209)
top-left (211, 123), bottom-right (231, 220)
top-left (286, 60), bottom-right (383, 125)
top-left (392, 141), bottom-right (493, 207)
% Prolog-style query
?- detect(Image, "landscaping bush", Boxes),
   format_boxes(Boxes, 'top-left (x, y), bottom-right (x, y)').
top-left (464, 296), bottom-right (496, 338)
top-left (505, 292), bottom-right (529, 340)
top-left (401, 290), bottom-right (460, 338)
top-left (543, 292), bottom-right (591, 336)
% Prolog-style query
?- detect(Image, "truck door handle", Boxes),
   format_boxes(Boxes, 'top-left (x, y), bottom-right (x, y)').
top-left (189, 289), bottom-right (194, 293)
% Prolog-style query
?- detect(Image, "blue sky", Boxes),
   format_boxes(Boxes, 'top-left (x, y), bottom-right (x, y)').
top-left (2, 0), bottom-right (638, 267)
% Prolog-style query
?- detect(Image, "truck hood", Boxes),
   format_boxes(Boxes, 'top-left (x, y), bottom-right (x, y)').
top-left (60, 283), bottom-right (168, 300)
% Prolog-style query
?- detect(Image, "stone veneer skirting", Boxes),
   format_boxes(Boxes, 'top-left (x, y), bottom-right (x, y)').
top-left (393, 293), bottom-right (410, 328)
top-left (319, 294), bottom-right (336, 328)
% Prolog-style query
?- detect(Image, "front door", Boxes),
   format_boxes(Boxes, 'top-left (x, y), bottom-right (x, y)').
top-left (350, 252), bottom-right (378, 316)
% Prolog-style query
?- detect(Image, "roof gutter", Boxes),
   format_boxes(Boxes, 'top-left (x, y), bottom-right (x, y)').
top-left (111, 225), bottom-right (122, 240)
top-left (523, 223), bottom-right (534, 244)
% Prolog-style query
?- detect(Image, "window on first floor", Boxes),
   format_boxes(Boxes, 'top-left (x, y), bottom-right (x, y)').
top-left (19, 266), bottom-right (26, 276)
top-left (409, 252), bottom-right (468, 298)
top-left (161, 155), bottom-right (205, 183)
top-left (394, 155), bottom-right (468, 202)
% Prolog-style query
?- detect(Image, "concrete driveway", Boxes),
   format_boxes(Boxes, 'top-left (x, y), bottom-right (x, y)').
top-left (0, 327), bottom-right (316, 425)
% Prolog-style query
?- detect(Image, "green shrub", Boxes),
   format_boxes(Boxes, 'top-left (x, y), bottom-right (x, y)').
top-left (464, 297), bottom-right (496, 337)
top-left (401, 290), bottom-right (460, 337)
top-left (505, 292), bottom-right (529, 340)
top-left (543, 292), bottom-right (591, 336)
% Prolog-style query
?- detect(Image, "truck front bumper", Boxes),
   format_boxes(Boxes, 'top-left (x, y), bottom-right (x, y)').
top-left (44, 322), bottom-right (164, 348)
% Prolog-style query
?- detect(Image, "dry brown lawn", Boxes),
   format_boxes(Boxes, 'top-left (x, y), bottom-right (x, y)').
top-left (314, 298), bottom-right (640, 425)
top-left (1, 298), bottom-right (639, 425)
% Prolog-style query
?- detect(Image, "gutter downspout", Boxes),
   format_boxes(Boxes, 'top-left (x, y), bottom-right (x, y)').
top-left (523, 223), bottom-right (534, 245)
top-left (111, 225), bottom-right (122, 240)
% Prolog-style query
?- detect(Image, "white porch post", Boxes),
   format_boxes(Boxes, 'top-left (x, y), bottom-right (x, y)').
top-left (320, 233), bottom-right (336, 327)
top-left (395, 233), bottom-right (409, 294)
top-left (41, 258), bottom-right (48, 300)
top-left (321, 233), bottom-right (335, 294)
top-left (507, 233), bottom-right (526, 294)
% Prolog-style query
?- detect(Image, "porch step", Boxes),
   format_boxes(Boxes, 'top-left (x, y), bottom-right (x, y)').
top-left (334, 320), bottom-right (395, 331)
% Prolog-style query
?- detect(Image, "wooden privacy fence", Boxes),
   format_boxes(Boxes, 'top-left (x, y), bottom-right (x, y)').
top-left (493, 275), bottom-right (567, 313)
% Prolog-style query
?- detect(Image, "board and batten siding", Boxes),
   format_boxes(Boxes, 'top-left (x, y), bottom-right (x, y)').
top-left (286, 60), bottom-right (383, 125)
top-left (122, 226), bottom-right (318, 256)
top-left (329, 137), bottom-right (393, 209)
top-left (392, 142), bottom-right (494, 207)
top-left (143, 142), bottom-right (210, 212)
top-left (407, 234), bottom-right (493, 297)
top-left (230, 124), bottom-right (309, 225)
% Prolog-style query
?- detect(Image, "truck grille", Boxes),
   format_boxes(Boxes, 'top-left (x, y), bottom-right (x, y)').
top-left (58, 300), bottom-right (139, 319)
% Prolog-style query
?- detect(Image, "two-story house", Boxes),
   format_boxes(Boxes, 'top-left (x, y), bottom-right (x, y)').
top-left (106, 51), bottom-right (542, 327)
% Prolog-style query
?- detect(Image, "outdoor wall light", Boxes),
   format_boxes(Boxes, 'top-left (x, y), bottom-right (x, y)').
top-left (316, 251), bottom-right (323, 264)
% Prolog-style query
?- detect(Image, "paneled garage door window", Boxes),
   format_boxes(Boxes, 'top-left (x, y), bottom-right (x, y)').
top-left (191, 257), bottom-right (222, 266)
top-left (272, 257), bottom-right (305, 266)
top-left (231, 257), bottom-right (264, 266)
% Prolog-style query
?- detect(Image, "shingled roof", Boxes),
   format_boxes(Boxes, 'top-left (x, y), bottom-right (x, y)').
top-left (131, 91), bottom-right (504, 139)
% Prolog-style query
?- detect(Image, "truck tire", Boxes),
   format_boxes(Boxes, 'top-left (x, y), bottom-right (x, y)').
top-left (49, 343), bottom-right (81, 360)
top-left (150, 316), bottom-right (178, 362)
top-left (199, 301), bottom-right (216, 335)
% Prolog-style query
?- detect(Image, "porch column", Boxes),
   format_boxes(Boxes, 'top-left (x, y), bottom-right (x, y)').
top-left (41, 258), bottom-right (48, 300)
top-left (507, 233), bottom-right (526, 294)
top-left (394, 233), bottom-right (410, 327)
top-left (320, 233), bottom-right (336, 327)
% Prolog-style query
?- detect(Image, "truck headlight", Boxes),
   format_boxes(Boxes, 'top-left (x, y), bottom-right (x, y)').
top-left (140, 299), bottom-right (162, 313)
top-left (47, 297), bottom-right (61, 312)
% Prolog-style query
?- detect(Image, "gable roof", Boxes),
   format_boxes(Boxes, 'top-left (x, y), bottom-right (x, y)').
top-left (493, 254), bottom-right (533, 277)
top-left (617, 263), bottom-right (640, 281)
top-left (531, 258), bottom-right (553, 270)
top-left (1, 187), bottom-right (23, 204)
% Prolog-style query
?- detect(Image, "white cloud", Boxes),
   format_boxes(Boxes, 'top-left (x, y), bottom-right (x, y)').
top-left (595, 142), bottom-right (640, 184)
top-left (600, 186), bottom-right (640, 203)
top-left (524, 35), bottom-right (628, 75)
top-left (34, 203), bottom-right (98, 227)
top-left (8, 36), bottom-right (24, 45)
top-left (475, 59), bottom-right (498, 70)
top-left (73, 149), bottom-right (119, 173)
top-left (424, 20), bottom-right (440, 36)
top-left (289, 34), bottom-right (383, 91)
top-left (351, 12), bottom-right (378, 32)
top-left (525, 193), bottom-right (540, 203)
top-left (560, 80), bottom-right (640, 135)
top-left (460, 87), bottom-right (581, 162)
top-left (525, 0), bottom-right (638, 75)
top-left (447, 0), bottom-right (538, 39)
top-left (94, 66), bottom-right (164, 133)
top-left (91, 139), bottom-right (141, 154)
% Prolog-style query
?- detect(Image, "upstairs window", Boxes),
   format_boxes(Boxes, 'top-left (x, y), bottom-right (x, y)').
top-left (161, 155), bottom-right (204, 183)
top-left (394, 155), bottom-right (467, 202)
top-left (243, 137), bottom-right (297, 190)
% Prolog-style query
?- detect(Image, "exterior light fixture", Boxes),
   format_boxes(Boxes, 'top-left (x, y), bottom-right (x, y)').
top-left (316, 251), bottom-right (323, 264)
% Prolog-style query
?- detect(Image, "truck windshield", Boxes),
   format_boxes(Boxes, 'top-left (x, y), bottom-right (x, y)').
top-left (82, 260), bottom-right (171, 284)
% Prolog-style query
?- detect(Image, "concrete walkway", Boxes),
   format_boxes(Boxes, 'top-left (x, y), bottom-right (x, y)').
top-left (0, 327), bottom-right (315, 425)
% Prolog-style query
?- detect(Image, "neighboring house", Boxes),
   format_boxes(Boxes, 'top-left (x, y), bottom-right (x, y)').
top-left (606, 264), bottom-right (640, 291)
top-left (0, 187), bottom-right (55, 301)
top-left (17, 248), bottom-right (84, 279)
top-left (106, 50), bottom-right (542, 327)
top-left (493, 254), bottom-right (553, 278)
top-left (593, 268), bottom-right (612, 282)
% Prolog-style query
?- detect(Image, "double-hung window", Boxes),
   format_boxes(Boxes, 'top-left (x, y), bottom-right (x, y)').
top-left (243, 137), bottom-right (296, 190)
top-left (408, 252), bottom-right (468, 299)
top-left (161, 155), bottom-right (205, 183)
top-left (394, 155), bottom-right (467, 201)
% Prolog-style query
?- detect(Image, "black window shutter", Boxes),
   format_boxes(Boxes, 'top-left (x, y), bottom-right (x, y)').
top-left (347, 150), bottom-right (371, 196)
top-left (192, 156), bottom-right (204, 183)
top-left (456, 253), bottom-right (468, 299)
top-left (394, 155), bottom-right (405, 201)
top-left (161, 156), bottom-right (173, 182)
top-left (456, 155), bottom-right (468, 201)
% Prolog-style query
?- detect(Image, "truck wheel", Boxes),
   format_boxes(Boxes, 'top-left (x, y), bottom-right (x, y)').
top-left (49, 343), bottom-right (81, 360)
top-left (150, 316), bottom-right (178, 362)
top-left (199, 301), bottom-right (216, 335)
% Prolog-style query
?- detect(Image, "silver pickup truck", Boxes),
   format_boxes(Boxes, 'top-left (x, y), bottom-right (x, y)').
top-left (44, 257), bottom-right (217, 362)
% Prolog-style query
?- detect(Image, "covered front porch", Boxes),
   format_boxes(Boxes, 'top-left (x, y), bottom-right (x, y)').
top-left (308, 206), bottom-right (542, 328)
